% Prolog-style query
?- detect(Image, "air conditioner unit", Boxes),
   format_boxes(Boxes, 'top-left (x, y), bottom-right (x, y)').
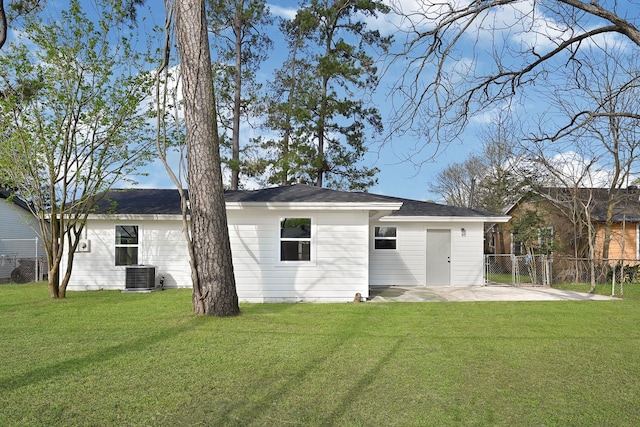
top-left (77, 239), bottom-right (91, 253)
top-left (125, 265), bottom-right (156, 289)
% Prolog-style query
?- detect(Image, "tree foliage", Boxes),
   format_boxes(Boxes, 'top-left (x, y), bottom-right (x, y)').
top-left (262, 0), bottom-right (391, 190)
top-left (0, 1), bottom-right (43, 50)
top-left (522, 42), bottom-right (640, 260)
top-left (0, 0), bottom-right (154, 298)
top-left (510, 209), bottom-right (554, 256)
top-left (0, 0), bottom-right (145, 51)
top-left (207, 0), bottom-right (272, 189)
top-left (429, 113), bottom-right (527, 213)
top-left (259, 18), bottom-right (315, 187)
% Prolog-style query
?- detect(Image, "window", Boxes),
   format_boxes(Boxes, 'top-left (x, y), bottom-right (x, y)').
top-left (374, 226), bottom-right (397, 250)
top-left (487, 228), bottom-right (496, 254)
top-left (537, 226), bottom-right (554, 255)
top-left (115, 225), bottom-right (138, 266)
top-left (511, 227), bottom-right (553, 256)
top-left (280, 218), bottom-right (311, 261)
top-left (511, 239), bottom-right (524, 256)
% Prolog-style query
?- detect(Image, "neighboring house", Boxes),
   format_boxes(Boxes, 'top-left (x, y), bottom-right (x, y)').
top-left (64, 184), bottom-right (509, 302)
top-left (491, 187), bottom-right (640, 261)
top-left (0, 188), bottom-right (44, 283)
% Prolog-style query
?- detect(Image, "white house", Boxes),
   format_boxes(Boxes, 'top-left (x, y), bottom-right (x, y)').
top-left (65, 185), bottom-right (510, 301)
top-left (0, 188), bottom-right (44, 283)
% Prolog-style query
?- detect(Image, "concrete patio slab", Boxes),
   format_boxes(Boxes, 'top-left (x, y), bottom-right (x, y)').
top-left (368, 285), bottom-right (619, 302)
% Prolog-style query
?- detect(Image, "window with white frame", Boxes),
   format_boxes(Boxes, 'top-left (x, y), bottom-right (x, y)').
top-left (511, 238), bottom-right (524, 256)
top-left (537, 226), bottom-right (554, 255)
top-left (374, 226), bottom-right (397, 250)
top-left (115, 225), bottom-right (139, 266)
top-left (511, 227), bottom-right (554, 256)
top-left (280, 218), bottom-right (311, 261)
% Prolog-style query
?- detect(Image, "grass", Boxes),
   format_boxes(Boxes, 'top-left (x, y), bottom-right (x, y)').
top-left (486, 273), bottom-right (533, 284)
top-left (553, 281), bottom-right (640, 300)
top-left (488, 274), bottom-right (640, 299)
top-left (2, 283), bottom-right (640, 426)
top-left (485, 272), bottom-right (513, 284)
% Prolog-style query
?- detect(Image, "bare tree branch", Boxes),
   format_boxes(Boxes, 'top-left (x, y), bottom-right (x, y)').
top-left (559, 0), bottom-right (640, 46)
top-left (387, 0), bottom-right (640, 153)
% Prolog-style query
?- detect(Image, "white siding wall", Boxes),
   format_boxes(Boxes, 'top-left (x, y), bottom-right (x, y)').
top-left (0, 200), bottom-right (42, 282)
top-left (369, 221), bottom-right (485, 287)
top-left (229, 209), bottom-right (369, 302)
top-left (450, 222), bottom-right (485, 286)
top-left (67, 209), bottom-right (370, 302)
top-left (66, 219), bottom-right (192, 291)
top-left (369, 222), bottom-right (424, 286)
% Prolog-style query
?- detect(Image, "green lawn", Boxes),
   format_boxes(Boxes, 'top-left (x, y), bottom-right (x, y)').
top-left (553, 281), bottom-right (640, 300)
top-left (485, 272), bottom-right (514, 284)
top-left (2, 283), bottom-right (640, 426)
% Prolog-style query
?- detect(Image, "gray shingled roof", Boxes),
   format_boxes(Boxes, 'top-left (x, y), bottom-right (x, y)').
top-left (225, 184), bottom-right (389, 203)
top-left (373, 196), bottom-right (500, 217)
top-left (1, 187), bottom-right (32, 213)
top-left (522, 187), bottom-right (640, 222)
top-left (94, 189), bottom-right (185, 215)
top-left (93, 184), bottom-right (503, 218)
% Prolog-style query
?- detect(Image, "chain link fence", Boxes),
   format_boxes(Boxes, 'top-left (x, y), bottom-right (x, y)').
top-left (485, 254), bottom-right (552, 287)
top-left (485, 254), bottom-right (640, 289)
top-left (552, 256), bottom-right (640, 285)
top-left (0, 238), bottom-right (47, 284)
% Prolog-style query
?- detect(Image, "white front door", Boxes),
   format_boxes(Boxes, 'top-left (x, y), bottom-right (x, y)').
top-left (426, 229), bottom-right (451, 286)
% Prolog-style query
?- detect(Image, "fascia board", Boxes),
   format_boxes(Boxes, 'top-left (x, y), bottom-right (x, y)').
top-left (82, 202), bottom-right (405, 219)
top-left (369, 210), bottom-right (396, 220)
top-left (85, 214), bottom-right (186, 221)
top-left (225, 202), bottom-right (403, 211)
top-left (378, 215), bottom-right (512, 223)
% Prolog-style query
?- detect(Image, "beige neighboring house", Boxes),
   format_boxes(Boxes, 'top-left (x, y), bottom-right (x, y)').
top-left (489, 187), bottom-right (640, 262)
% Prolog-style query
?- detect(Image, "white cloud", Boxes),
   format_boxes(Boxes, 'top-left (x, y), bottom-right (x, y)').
top-left (267, 3), bottom-right (297, 20)
top-left (548, 151), bottom-right (611, 187)
top-left (385, 0), bottom-right (627, 57)
top-left (269, 1), bottom-right (401, 37)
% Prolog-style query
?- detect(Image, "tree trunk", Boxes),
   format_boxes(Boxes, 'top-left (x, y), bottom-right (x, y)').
top-left (0, 0), bottom-right (6, 50)
top-left (315, 73), bottom-right (328, 188)
top-left (231, 12), bottom-right (242, 190)
top-left (315, 26), bottom-right (334, 189)
top-left (175, 0), bottom-right (239, 316)
top-left (47, 214), bottom-right (62, 299)
top-left (585, 205), bottom-right (597, 293)
top-left (280, 34), bottom-right (301, 187)
top-left (48, 267), bottom-right (61, 298)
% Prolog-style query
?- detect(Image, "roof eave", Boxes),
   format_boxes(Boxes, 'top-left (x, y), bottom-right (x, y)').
top-left (85, 214), bottom-right (186, 221)
top-left (225, 201), bottom-right (404, 211)
top-left (379, 215), bottom-right (511, 223)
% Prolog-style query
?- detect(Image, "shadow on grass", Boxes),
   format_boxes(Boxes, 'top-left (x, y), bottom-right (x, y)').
top-left (321, 336), bottom-right (404, 424)
top-left (203, 307), bottom-right (406, 426)
top-left (211, 332), bottom-right (356, 425)
top-left (0, 321), bottom-right (198, 393)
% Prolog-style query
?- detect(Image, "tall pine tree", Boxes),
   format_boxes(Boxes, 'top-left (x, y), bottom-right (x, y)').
top-left (207, 0), bottom-right (272, 189)
top-left (263, 0), bottom-right (391, 190)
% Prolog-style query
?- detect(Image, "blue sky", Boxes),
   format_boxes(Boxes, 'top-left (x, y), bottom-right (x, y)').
top-left (101, 0), bottom-right (560, 202)
top-left (10, 0), bottom-right (634, 203)
top-left (126, 0), bottom-right (482, 202)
